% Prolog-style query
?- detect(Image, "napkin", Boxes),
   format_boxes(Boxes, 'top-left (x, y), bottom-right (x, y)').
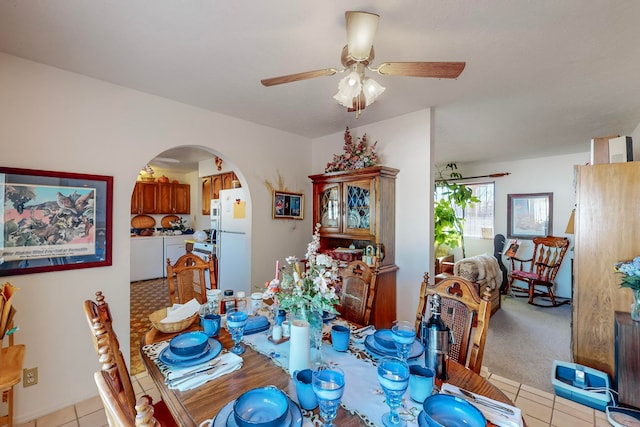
top-left (161, 298), bottom-right (201, 323)
top-left (164, 349), bottom-right (243, 392)
top-left (441, 383), bottom-right (523, 427)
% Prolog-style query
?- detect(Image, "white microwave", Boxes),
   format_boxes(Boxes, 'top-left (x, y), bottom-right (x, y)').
top-left (210, 199), bottom-right (221, 221)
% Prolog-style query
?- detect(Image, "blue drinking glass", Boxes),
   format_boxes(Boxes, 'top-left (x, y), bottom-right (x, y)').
top-left (226, 309), bottom-right (249, 354)
top-left (377, 357), bottom-right (410, 427)
top-left (311, 365), bottom-right (345, 427)
top-left (391, 320), bottom-right (416, 361)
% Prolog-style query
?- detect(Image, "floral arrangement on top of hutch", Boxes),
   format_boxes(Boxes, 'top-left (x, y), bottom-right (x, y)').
top-left (310, 127), bottom-right (399, 328)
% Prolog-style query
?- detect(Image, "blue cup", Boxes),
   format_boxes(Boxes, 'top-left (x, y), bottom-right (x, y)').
top-left (331, 325), bottom-right (350, 352)
top-left (203, 313), bottom-right (221, 338)
top-left (409, 365), bottom-right (435, 403)
top-left (293, 369), bottom-right (318, 410)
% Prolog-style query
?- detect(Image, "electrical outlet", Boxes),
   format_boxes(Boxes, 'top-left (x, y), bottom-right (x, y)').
top-left (23, 367), bottom-right (38, 387)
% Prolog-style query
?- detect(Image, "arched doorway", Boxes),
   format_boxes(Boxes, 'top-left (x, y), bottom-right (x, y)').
top-left (128, 145), bottom-right (251, 374)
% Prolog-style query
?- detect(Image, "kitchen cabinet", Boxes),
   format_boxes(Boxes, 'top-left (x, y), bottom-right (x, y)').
top-left (131, 181), bottom-right (189, 214)
top-left (310, 166), bottom-right (399, 328)
top-left (163, 235), bottom-right (188, 274)
top-left (158, 182), bottom-right (190, 214)
top-left (130, 236), bottom-right (164, 281)
top-left (572, 162), bottom-right (639, 379)
top-left (130, 181), bottom-right (157, 214)
top-left (202, 172), bottom-right (237, 214)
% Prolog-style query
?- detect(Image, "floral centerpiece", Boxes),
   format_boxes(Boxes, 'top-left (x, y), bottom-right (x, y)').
top-left (263, 224), bottom-right (340, 316)
top-left (615, 256), bottom-right (640, 321)
top-left (325, 127), bottom-right (379, 173)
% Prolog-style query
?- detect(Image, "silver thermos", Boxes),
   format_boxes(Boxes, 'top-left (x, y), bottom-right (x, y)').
top-left (421, 294), bottom-right (452, 381)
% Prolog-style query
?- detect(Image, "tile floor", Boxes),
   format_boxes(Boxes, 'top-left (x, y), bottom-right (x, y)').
top-left (15, 367), bottom-right (609, 427)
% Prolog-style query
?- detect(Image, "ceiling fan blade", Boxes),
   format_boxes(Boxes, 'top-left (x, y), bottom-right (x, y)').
top-left (377, 62), bottom-right (466, 78)
top-left (346, 11), bottom-right (379, 61)
top-left (261, 69), bottom-right (338, 87)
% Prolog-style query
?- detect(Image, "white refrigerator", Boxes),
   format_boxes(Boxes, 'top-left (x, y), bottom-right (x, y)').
top-left (215, 188), bottom-right (250, 295)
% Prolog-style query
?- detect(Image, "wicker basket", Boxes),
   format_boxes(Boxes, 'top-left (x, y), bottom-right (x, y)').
top-left (149, 308), bottom-right (199, 334)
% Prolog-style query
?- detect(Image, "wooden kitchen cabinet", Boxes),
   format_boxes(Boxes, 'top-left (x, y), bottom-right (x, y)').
top-left (572, 162), bottom-right (640, 379)
top-left (202, 172), bottom-right (237, 214)
top-left (130, 181), bottom-right (157, 214)
top-left (310, 166), bottom-right (399, 328)
top-left (158, 182), bottom-right (190, 214)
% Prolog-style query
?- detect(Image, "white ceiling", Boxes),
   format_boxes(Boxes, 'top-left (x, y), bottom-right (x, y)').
top-left (2, 1), bottom-right (640, 168)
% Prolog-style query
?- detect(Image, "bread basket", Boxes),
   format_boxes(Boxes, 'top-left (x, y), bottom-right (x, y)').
top-left (149, 308), bottom-right (199, 334)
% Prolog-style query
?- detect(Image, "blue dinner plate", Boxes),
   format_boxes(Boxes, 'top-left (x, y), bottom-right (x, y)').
top-left (159, 338), bottom-right (222, 367)
top-left (244, 325), bottom-right (270, 335)
top-left (364, 334), bottom-right (424, 360)
top-left (322, 311), bottom-right (337, 323)
top-left (213, 395), bottom-right (303, 427)
top-left (245, 315), bottom-right (269, 330)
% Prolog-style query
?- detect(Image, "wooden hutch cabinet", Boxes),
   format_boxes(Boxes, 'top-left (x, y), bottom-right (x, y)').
top-left (158, 182), bottom-right (190, 214)
top-left (202, 172), bottom-right (238, 214)
top-left (309, 166), bottom-right (399, 328)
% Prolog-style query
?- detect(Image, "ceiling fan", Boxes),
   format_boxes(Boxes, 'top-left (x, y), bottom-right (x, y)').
top-left (261, 11), bottom-right (465, 117)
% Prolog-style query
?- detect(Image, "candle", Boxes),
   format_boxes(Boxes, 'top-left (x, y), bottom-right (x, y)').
top-left (275, 260), bottom-right (280, 280)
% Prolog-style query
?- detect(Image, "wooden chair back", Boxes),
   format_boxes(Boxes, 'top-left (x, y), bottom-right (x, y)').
top-left (84, 291), bottom-right (175, 426)
top-left (415, 273), bottom-right (491, 374)
top-left (167, 253), bottom-right (216, 305)
top-left (95, 370), bottom-right (159, 427)
top-left (337, 260), bottom-right (380, 326)
top-left (508, 235), bottom-right (569, 306)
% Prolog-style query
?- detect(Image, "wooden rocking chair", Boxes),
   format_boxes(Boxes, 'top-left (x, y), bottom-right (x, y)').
top-left (507, 236), bottom-right (570, 307)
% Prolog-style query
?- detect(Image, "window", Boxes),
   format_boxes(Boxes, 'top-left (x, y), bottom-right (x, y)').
top-left (435, 182), bottom-right (495, 238)
top-left (463, 182), bottom-right (495, 238)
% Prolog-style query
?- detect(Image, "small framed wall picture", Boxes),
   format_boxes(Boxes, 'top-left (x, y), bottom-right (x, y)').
top-left (272, 191), bottom-right (304, 220)
top-left (507, 192), bottom-right (553, 239)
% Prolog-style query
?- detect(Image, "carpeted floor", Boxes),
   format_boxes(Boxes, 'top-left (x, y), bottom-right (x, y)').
top-left (130, 278), bottom-right (171, 375)
top-left (482, 294), bottom-right (572, 393)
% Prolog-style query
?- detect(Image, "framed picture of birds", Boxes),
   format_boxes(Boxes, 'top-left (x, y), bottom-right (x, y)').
top-left (0, 166), bottom-right (113, 276)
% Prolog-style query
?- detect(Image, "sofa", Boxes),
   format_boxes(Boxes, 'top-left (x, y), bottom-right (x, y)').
top-left (436, 253), bottom-right (502, 316)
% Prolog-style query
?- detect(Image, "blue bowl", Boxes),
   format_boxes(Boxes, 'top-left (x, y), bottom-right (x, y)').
top-left (169, 331), bottom-right (209, 357)
top-left (373, 329), bottom-right (396, 350)
top-left (421, 394), bottom-right (486, 427)
top-left (233, 386), bottom-right (289, 427)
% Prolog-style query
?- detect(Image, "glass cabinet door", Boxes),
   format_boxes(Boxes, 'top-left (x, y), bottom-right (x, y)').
top-left (344, 179), bottom-right (373, 234)
top-left (318, 183), bottom-right (341, 231)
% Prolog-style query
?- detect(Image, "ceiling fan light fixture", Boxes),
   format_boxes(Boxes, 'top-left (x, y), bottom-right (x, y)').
top-left (346, 11), bottom-right (379, 61)
top-left (333, 70), bottom-right (363, 107)
top-left (363, 77), bottom-right (385, 106)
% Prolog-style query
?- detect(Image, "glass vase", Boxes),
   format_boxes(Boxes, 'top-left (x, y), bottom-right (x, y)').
top-left (631, 289), bottom-right (640, 322)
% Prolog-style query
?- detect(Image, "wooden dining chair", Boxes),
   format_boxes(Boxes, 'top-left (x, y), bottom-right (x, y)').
top-left (337, 260), bottom-right (380, 326)
top-left (415, 273), bottom-right (491, 374)
top-left (0, 321), bottom-right (25, 427)
top-left (84, 291), bottom-right (177, 427)
top-left (166, 253), bottom-right (216, 305)
top-left (507, 235), bottom-right (569, 307)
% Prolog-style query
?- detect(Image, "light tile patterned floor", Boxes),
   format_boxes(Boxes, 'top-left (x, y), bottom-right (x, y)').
top-left (16, 367), bottom-right (607, 426)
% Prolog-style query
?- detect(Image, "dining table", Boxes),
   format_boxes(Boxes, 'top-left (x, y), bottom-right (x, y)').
top-left (141, 315), bottom-right (525, 427)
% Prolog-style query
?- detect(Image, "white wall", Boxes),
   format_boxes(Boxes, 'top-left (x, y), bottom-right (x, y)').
top-left (0, 52), bottom-right (313, 422)
top-left (458, 151), bottom-right (590, 298)
top-left (312, 109), bottom-right (434, 323)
